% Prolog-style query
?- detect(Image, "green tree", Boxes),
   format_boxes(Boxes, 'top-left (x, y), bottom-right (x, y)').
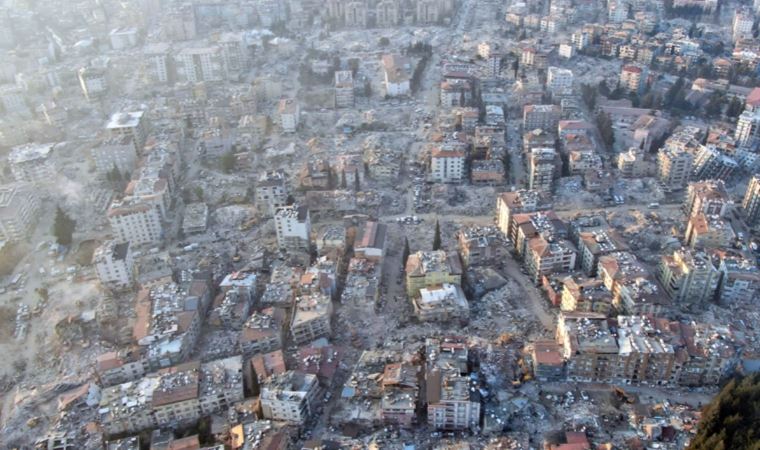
top-left (581, 83), bottom-right (597, 110)
top-left (220, 150), bottom-right (236, 173)
top-left (363, 80), bottom-right (372, 97)
top-left (688, 374), bottom-right (760, 450)
top-left (704, 93), bottom-right (724, 118)
top-left (194, 186), bottom-right (204, 201)
top-left (353, 171), bottom-right (361, 191)
top-left (52, 206), bottom-right (76, 246)
top-left (340, 170), bottom-right (347, 188)
top-left (378, 37), bottom-right (390, 47)
top-left (726, 97), bottom-right (744, 118)
top-left (432, 220), bottom-right (441, 251)
top-left (596, 111), bottom-right (615, 150)
top-left (402, 237), bottom-right (410, 267)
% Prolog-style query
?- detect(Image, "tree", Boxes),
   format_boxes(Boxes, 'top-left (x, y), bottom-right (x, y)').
top-left (596, 111), bottom-right (615, 150)
top-left (363, 80), bottom-right (372, 97)
top-left (378, 37), bottom-right (390, 47)
top-left (432, 220), bottom-right (441, 251)
top-left (402, 237), bottom-right (410, 267)
top-left (194, 186), bottom-right (204, 201)
top-left (512, 58), bottom-right (519, 78)
top-left (726, 97), bottom-right (744, 118)
top-left (340, 170), bottom-right (347, 188)
top-left (688, 374), bottom-right (760, 450)
top-left (220, 150), bottom-right (236, 173)
top-left (52, 206), bottom-right (76, 247)
top-left (581, 83), bottom-right (597, 110)
top-left (354, 171), bottom-right (361, 191)
top-left (704, 93), bottom-right (724, 118)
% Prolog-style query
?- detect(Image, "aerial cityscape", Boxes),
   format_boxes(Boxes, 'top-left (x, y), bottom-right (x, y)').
top-left (0, 0), bottom-right (759, 448)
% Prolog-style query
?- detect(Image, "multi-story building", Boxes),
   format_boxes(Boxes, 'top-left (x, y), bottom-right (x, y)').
top-left (735, 109), bottom-right (760, 149)
top-left (239, 308), bottom-right (284, 357)
top-left (405, 250), bottom-right (463, 297)
top-left (277, 98), bottom-right (300, 133)
top-left (334, 70), bottom-right (355, 108)
top-left (456, 226), bottom-right (499, 267)
top-left (144, 43), bottom-right (174, 84)
top-left (524, 236), bottom-right (577, 283)
top-left (106, 111), bottom-right (148, 156)
top-left (547, 66), bottom-right (573, 92)
top-left (99, 356), bottom-right (243, 435)
top-left (733, 9), bottom-right (754, 42)
top-left (0, 84), bottom-right (30, 118)
top-left (523, 104), bottom-right (561, 132)
top-left (716, 252), bottom-right (760, 305)
top-left (413, 283), bottom-right (469, 322)
top-left (93, 240), bottom-right (135, 291)
top-left (425, 338), bottom-right (480, 430)
top-left (576, 230), bottom-right (627, 276)
top-left (0, 183), bottom-right (40, 242)
top-left (620, 65), bottom-right (647, 94)
top-left (556, 313), bottom-right (737, 386)
top-left (382, 54), bottom-right (412, 97)
top-left (133, 282), bottom-right (211, 368)
top-left (685, 180), bottom-right (732, 218)
top-left (177, 46), bottom-right (225, 82)
top-left (528, 147), bottom-right (557, 192)
top-left (685, 213), bottom-right (735, 250)
top-left (218, 32), bottom-right (251, 79)
top-left (691, 145), bottom-right (738, 181)
top-left (108, 198), bottom-right (164, 246)
top-left (354, 221), bottom-right (388, 262)
top-left (91, 136), bottom-right (138, 176)
top-left (260, 371), bottom-right (320, 424)
top-left (495, 190), bottom-right (551, 239)
top-left (109, 27), bottom-right (138, 49)
top-left (742, 173), bottom-right (760, 226)
top-left (8, 143), bottom-right (56, 184)
top-left (560, 277), bottom-right (613, 314)
top-left (256, 170), bottom-right (289, 217)
top-left (291, 293), bottom-right (332, 345)
top-left (430, 145), bottom-right (466, 183)
top-left (598, 252), bottom-right (669, 315)
top-left (617, 148), bottom-right (646, 178)
top-left (274, 204), bottom-right (311, 251)
top-left (78, 66), bottom-right (108, 101)
top-left (657, 147), bottom-right (694, 192)
top-left (657, 249), bottom-right (720, 307)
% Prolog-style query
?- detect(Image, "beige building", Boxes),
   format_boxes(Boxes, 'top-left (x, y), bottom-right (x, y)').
top-left (657, 147), bottom-right (693, 192)
top-left (657, 249), bottom-right (720, 307)
top-left (685, 213), bottom-right (735, 250)
top-left (291, 293), bottom-right (332, 345)
top-left (405, 250), bottom-right (463, 297)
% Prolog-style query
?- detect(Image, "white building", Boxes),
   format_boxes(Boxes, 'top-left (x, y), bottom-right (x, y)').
top-left (109, 27), bottom-right (139, 50)
top-left (0, 183), bottom-right (40, 242)
top-left (91, 136), bottom-right (137, 175)
top-left (107, 198), bottom-right (163, 246)
top-left (106, 111), bottom-right (148, 155)
top-left (334, 70), bottom-right (355, 108)
top-left (260, 371), bottom-right (320, 424)
top-left (547, 66), bottom-right (574, 92)
top-left (93, 240), bottom-right (135, 291)
top-left (8, 143), bottom-right (56, 184)
top-left (430, 146), bottom-right (466, 183)
top-left (414, 283), bottom-right (469, 322)
top-left (144, 43), bottom-right (173, 84)
top-left (558, 43), bottom-right (575, 59)
top-left (177, 47), bottom-right (225, 82)
top-left (274, 204), bottom-right (311, 251)
top-left (733, 10), bottom-right (754, 42)
top-left (277, 99), bottom-right (300, 133)
top-left (256, 170), bottom-right (289, 216)
top-left (78, 66), bottom-right (108, 101)
top-left (735, 109), bottom-right (760, 149)
top-left (382, 54), bottom-right (411, 97)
